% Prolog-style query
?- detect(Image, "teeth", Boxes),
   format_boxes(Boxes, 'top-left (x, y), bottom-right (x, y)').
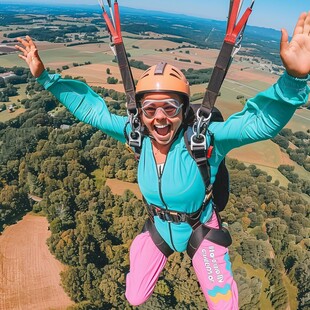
top-left (155, 124), bottom-right (169, 128)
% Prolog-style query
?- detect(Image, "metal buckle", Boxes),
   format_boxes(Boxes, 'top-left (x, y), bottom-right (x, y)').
top-left (190, 134), bottom-right (206, 151)
top-left (129, 130), bottom-right (141, 147)
top-left (191, 109), bottom-right (212, 151)
top-left (154, 208), bottom-right (184, 224)
top-left (127, 110), bottom-right (142, 147)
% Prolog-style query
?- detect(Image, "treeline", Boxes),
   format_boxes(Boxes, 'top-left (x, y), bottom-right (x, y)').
top-left (182, 67), bottom-right (213, 85)
top-left (272, 128), bottom-right (310, 171)
top-left (0, 74), bottom-right (309, 309)
top-left (272, 128), bottom-right (310, 195)
top-left (7, 25), bottom-right (99, 42)
top-left (0, 66), bottom-right (32, 86)
top-left (123, 61), bottom-right (213, 86)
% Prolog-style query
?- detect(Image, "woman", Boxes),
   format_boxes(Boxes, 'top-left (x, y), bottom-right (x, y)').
top-left (16, 12), bottom-right (310, 309)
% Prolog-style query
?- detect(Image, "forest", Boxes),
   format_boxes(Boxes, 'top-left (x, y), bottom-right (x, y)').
top-left (0, 67), bottom-right (309, 309)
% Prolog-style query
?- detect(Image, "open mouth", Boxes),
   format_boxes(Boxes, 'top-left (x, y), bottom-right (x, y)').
top-left (154, 124), bottom-right (171, 136)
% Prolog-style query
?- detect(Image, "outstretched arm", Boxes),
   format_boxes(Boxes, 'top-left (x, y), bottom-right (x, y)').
top-left (15, 36), bottom-right (128, 142)
top-left (280, 11), bottom-right (310, 77)
top-left (211, 12), bottom-right (310, 158)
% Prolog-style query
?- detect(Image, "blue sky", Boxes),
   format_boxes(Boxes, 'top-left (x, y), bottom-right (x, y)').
top-left (7, 0), bottom-right (310, 35)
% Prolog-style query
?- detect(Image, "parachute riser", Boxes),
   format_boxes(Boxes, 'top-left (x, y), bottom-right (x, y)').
top-left (192, 0), bottom-right (255, 151)
top-left (99, 0), bottom-right (142, 148)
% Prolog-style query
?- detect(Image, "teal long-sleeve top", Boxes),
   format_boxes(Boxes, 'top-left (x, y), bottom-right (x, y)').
top-left (37, 71), bottom-right (309, 252)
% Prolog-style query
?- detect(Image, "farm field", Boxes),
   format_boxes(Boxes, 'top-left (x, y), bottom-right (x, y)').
top-left (0, 214), bottom-right (74, 310)
top-left (0, 9), bottom-right (309, 309)
top-left (105, 178), bottom-right (142, 199)
top-left (4, 35), bottom-right (309, 183)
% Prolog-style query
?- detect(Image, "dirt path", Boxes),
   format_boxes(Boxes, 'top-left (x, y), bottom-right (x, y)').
top-left (0, 214), bottom-right (74, 310)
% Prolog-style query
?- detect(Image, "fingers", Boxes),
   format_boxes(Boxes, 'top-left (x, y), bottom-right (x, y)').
top-left (16, 36), bottom-right (36, 50)
top-left (26, 35), bottom-right (37, 49)
top-left (280, 28), bottom-right (289, 52)
top-left (16, 37), bottom-right (30, 49)
top-left (15, 44), bottom-right (27, 55)
top-left (303, 11), bottom-right (310, 34)
top-left (18, 54), bottom-right (27, 61)
top-left (293, 12), bottom-right (307, 36)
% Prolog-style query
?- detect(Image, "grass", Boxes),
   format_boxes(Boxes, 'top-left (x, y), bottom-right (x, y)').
top-left (41, 47), bottom-right (114, 67)
top-left (91, 169), bottom-right (106, 189)
top-left (282, 273), bottom-right (298, 310)
top-left (233, 254), bottom-right (274, 310)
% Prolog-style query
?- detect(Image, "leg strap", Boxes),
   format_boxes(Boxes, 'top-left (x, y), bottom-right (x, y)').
top-left (142, 218), bottom-right (174, 258)
top-left (187, 224), bottom-right (232, 259)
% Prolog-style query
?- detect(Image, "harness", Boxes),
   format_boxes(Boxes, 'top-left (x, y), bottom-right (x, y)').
top-left (99, 0), bottom-right (254, 258)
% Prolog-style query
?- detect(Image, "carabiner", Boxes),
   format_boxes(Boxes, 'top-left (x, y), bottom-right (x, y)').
top-left (127, 110), bottom-right (142, 147)
top-left (194, 108), bottom-right (212, 138)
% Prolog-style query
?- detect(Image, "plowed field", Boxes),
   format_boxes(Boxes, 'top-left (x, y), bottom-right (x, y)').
top-left (0, 214), bottom-right (74, 310)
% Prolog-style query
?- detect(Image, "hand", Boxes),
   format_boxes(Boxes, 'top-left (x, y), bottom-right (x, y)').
top-left (280, 11), bottom-right (310, 78)
top-left (15, 36), bottom-right (45, 78)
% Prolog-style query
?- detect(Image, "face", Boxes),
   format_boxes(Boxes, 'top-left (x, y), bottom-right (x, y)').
top-left (140, 93), bottom-right (183, 146)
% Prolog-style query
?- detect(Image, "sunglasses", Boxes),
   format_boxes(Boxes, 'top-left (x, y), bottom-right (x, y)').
top-left (141, 99), bottom-right (183, 118)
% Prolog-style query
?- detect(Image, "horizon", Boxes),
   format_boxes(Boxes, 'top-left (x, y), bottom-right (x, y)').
top-left (4, 0), bottom-right (310, 35)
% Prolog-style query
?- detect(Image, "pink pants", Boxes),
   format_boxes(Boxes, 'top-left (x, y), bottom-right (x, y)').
top-left (125, 212), bottom-right (239, 309)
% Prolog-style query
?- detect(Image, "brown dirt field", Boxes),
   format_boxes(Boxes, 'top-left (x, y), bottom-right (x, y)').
top-left (105, 178), bottom-right (142, 199)
top-left (0, 108), bottom-right (26, 123)
top-left (132, 39), bottom-right (180, 50)
top-left (227, 65), bottom-right (278, 84)
top-left (29, 41), bottom-right (65, 52)
top-left (0, 214), bottom-right (74, 310)
top-left (228, 140), bottom-right (283, 168)
top-left (62, 63), bottom-right (144, 88)
top-left (69, 43), bottom-right (111, 54)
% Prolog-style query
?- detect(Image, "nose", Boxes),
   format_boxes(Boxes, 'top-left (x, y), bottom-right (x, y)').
top-left (154, 107), bottom-right (166, 120)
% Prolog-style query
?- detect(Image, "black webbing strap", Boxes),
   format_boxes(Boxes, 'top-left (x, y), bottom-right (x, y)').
top-left (200, 0), bottom-right (254, 117)
top-left (145, 201), bottom-right (210, 231)
top-left (184, 128), bottom-right (213, 195)
top-left (142, 218), bottom-right (174, 258)
top-left (200, 42), bottom-right (235, 116)
top-left (99, 0), bottom-right (138, 114)
top-left (114, 44), bottom-right (136, 113)
top-left (186, 224), bottom-right (232, 259)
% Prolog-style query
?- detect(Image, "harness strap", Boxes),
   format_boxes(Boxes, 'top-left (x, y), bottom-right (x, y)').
top-left (99, 0), bottom-right (142, 148)
top-left (186, 223), bottom-right (232, 259)
top-left (114, 43), bottom-right (136, 113)
top-left (142, 218), bottom-right (174, 258)
top-left (200, 42), bottom-right (235, 116)
top-left (100, 0), bottom-right (137, 113)
top-left (199, 0), bottom-right (255, 118)
top-left (184, 127), bottom-right (214, 197)
top-left (146, 201), bottom-right (211, 231)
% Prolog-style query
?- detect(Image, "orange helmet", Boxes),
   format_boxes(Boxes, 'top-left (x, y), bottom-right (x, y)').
top-left (135, 62), bottom-right (190, 105)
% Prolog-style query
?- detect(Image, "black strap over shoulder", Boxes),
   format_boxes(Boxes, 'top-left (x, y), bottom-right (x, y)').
top-left (184, 126), bottom-right (213, 197)
top-left (184, 107), bottom-right (229, 212)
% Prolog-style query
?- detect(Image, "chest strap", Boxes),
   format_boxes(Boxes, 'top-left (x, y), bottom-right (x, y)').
top-left (145, 194), bottom-right (212, 230)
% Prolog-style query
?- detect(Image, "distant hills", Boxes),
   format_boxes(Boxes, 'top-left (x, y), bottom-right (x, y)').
top-left (2, 2), bottom-right (282, 41)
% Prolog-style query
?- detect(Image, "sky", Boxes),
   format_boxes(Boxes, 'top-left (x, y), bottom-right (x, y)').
top-left (6, 0), bottom-right (310, 35)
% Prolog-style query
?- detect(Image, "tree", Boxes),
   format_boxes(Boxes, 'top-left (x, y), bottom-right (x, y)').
top-left (107, 76), bottom-right (118, 84)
